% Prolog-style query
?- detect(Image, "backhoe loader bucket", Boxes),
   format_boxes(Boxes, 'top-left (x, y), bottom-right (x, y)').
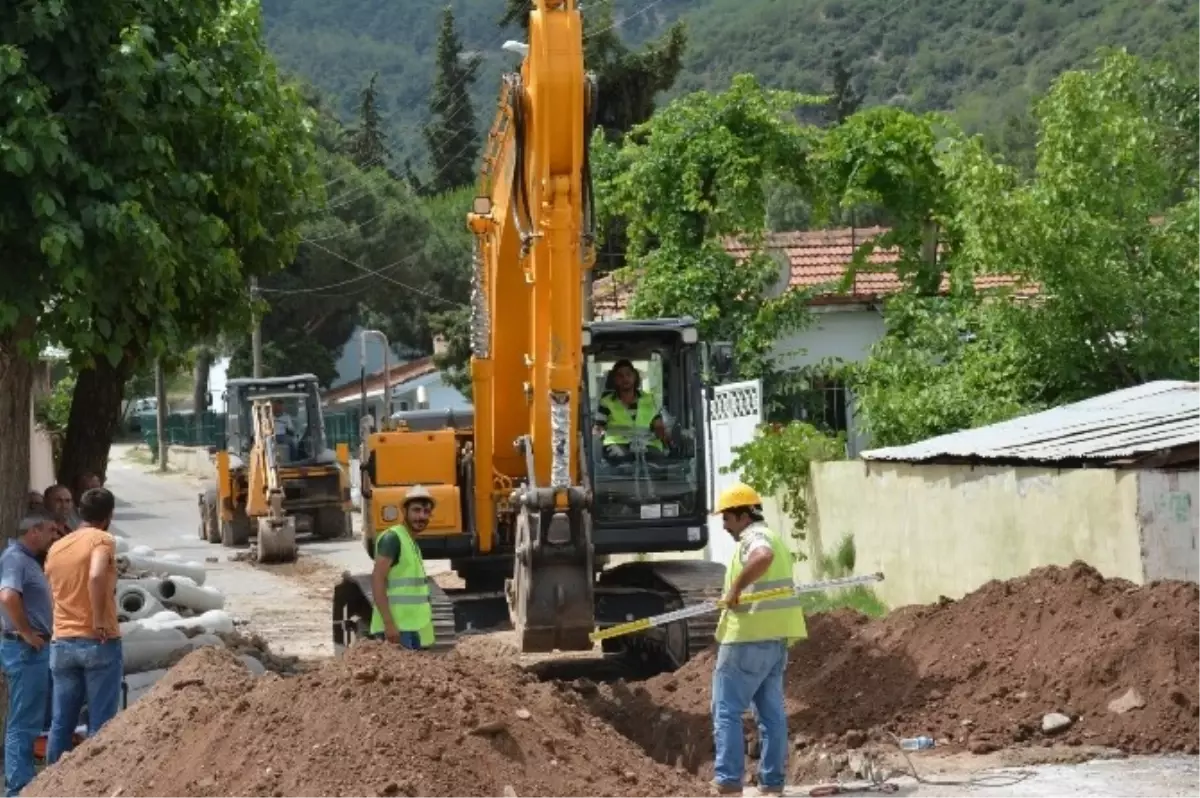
top-left (256, 516), bottom-right (297, 563)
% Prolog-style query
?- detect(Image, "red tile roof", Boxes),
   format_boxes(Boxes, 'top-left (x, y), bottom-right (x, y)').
top-left (592, 226), bottom-right (1031, 318)
top-left (322, 357), bottom-right (437, 404)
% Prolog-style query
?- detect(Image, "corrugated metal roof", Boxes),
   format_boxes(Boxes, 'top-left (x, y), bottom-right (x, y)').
top-left (861, 381), bottom-right (1200, 466)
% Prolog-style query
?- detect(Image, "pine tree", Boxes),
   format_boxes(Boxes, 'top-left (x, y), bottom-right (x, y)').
top-left (423, 6), bottom-right (480, 193)
top-left (826, 48), bottom-right (862, 126)
top-left (348, 73), bottom-right (391, 170)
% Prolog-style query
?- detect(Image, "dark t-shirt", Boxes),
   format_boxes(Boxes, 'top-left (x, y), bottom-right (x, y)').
top-left (375, 529), bottom-right (402, 565)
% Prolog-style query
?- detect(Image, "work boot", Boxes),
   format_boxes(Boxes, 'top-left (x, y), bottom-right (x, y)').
top-left (709, 779), bottom-right (744, 796)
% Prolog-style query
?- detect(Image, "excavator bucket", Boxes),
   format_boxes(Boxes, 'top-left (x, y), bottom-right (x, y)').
top-left (256, 516), bottom-right (297, 563)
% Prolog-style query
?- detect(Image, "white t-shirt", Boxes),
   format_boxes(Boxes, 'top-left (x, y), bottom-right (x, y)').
top-left (737, 521), bottom-right (774, 565)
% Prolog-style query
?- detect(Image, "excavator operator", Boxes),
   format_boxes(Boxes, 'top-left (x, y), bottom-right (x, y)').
top-left (592, 359), bottom-right (671, 464)
top-left (368, 486), bottom-right (435, 650)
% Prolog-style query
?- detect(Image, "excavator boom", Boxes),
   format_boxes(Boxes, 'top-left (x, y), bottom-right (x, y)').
top-left (467, 0), bottom-right (598, 652)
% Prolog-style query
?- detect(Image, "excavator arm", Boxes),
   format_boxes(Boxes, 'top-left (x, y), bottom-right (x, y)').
top-left (467, 0), bottom-right (599, 652)
top-left (246, 398), bottom-right (298, 563)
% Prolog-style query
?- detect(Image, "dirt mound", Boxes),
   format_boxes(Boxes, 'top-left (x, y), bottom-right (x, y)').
top-left (27, 643), bottom-right (706, 797)
top-left (582, 562), bottom-right (1199, 779)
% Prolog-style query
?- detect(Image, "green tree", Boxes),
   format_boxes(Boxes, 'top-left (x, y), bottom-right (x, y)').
top-left (422, 6), bottom-right (481, 194)
top-left (597, 75), bottom-right (823, 400)
top-left (347, 73), bottom-right (391, 171)
top-left (0, 0), bottom-right (319, 522)
top-left (853, 50), bottom-right (1199, 446)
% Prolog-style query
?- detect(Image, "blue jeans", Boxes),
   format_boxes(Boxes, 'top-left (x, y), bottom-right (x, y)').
top-left (47, 638), bottom-right (123, 764)
top-left (0, 639), bottom-right (50, 797)
top-left (711, 640), bottom-right (789, 790)
top-left (370, 631), bottom-right (424, 649)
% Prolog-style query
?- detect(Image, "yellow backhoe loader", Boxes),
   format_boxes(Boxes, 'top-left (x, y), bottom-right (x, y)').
top-left (199, 374), bottom-right (353, 564)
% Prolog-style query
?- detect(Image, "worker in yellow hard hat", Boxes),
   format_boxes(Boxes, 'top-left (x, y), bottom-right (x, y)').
top-left (708, 483), bottom-right (808, 797)
top-left (368, 486), bottom-right (436, 650)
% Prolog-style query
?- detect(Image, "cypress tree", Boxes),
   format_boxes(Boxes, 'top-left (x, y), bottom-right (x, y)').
top-left (423, 6), bottom-right (481, 193)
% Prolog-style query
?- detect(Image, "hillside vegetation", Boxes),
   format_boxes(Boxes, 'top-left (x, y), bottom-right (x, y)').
top-left (261, 0), bottom-right (1197, 164)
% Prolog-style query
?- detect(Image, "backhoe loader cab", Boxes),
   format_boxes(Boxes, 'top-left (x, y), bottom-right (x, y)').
top-left (583, 318), bottom-right (709, 555)
top-left (198, 374), bottom-right (352, 558)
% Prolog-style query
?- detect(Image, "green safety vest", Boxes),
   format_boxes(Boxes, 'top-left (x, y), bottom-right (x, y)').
top-left (600, 393), bottom-right (665, 451)
top-left (368, 524), bottom-right (435, 647)
top-left (715, 524), bottom-right (808, 646)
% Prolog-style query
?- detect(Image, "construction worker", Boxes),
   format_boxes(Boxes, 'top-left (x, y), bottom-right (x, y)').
top-left (368, 485), bottom-right (435, 650)
top-left (709, 483), bottom-right (808, 797)
top-left (593, 359), bottom-right (670, 464)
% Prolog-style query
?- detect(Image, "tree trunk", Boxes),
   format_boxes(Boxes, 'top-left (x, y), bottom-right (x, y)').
top-left (192, 346), bottom-right (213, 440)
top-left (0, 323), bottom-right (36, 543)
top-left (57, 354), bottom-right (134, 493)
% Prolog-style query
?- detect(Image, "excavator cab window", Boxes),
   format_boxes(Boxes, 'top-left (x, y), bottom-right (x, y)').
top-left (583, 324), bottom-right (704, 527)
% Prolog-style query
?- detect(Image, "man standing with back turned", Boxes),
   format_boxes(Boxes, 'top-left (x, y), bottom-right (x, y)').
top-left (0, 514), bottom-right (56, 796)
top-left (44, 487), bottom-right (123, 764)
top-left (709, 483), bottom-right (808, 796)
top-left (368, 485), bottom-right (436, 650)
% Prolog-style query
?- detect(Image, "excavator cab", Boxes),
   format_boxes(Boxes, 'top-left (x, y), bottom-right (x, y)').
top-left (583, 318), bottom-right (709, 556)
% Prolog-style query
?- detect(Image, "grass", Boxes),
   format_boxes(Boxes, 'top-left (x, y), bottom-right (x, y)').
top-left (803, 533), bottom-right (890, 618)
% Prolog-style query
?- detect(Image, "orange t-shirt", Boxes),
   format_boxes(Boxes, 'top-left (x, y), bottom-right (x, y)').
top-left (45, 526), bottom-right (120, 640)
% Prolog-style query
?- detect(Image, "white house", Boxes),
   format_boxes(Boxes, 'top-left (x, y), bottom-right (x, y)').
top-left (592, 226), bottom-right (1025, 455)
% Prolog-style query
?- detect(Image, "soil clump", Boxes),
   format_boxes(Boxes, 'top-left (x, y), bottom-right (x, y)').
top-left (27, 642), bottom-right (706, 797)
top-left (579, 562), bottom-right (1199, 780)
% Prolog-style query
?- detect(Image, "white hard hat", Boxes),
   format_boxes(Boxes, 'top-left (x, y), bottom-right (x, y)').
top-left (403, 485), bottom-right (436, 509)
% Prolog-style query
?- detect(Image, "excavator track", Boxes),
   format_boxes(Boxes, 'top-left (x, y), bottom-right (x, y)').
top-left (598, 558), bottom-right (726, 669)
top-left (648, 559), bottom-right (727, 662)
top-left (334, 573), bottom-right (458, 653)
top-left (427, 579), bottom-right (458, 653)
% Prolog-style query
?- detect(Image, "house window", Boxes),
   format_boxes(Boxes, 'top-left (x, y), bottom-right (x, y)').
top-left (396, 400), bottom-right (410, 412)
top-left (771, 374), bottom-right (850, 434)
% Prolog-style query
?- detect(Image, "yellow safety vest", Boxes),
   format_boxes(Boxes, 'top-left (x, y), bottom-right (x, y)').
top-left (715, 524), bottom-right (808, 646)
top-left (368, 524), bottom-right (435, 646)
top-left (600, 393), bottom-right (665, 451)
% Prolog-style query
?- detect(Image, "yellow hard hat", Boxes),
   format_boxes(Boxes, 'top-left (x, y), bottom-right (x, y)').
top-left (713, 483), bottom-right (763, 514)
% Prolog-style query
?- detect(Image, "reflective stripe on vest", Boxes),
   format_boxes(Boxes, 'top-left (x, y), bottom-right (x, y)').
top-left (601, 393), bottom-right (664, 450)
top-left (715, 524), bottom-right (808, 646)
top-left (369, 525), bottom-right (435, 646)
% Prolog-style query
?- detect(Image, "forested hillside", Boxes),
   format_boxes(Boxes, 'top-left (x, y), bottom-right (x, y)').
top-left (261, 0), bottom-right (1197, 165)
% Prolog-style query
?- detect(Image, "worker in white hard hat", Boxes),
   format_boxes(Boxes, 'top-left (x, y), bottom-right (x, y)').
top-left (368, 486), bottom-right (436, 650)
top-left (708, 483), bottom-right (808, 797)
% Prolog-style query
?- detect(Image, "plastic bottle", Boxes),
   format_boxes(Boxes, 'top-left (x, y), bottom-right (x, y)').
top-left (898, 736), bottom-right (935, 751)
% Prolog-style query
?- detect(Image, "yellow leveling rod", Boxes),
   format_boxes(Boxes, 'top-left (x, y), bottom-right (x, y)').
top-left (589, 571), bottom-right (886, 644)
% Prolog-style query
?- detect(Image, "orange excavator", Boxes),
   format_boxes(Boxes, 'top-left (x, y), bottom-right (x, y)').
top-left (332, 0), bottom-right (728, 669)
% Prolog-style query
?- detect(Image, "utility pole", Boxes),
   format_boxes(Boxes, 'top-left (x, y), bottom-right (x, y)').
top-left (154, 358), bottom-right (168, 471)
top-left (250, 276), bottom-right (263, 378)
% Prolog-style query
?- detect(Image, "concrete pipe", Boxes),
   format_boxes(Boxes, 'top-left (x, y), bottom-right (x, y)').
top-left (117, 554), bottom-right (207, 586)
top-left (158, 576), bottom-right (226, 613)
top-left (129, 544), bottom-right (157, 558)
top-left (117, 584), bottom-right (164, 621)
top-left (122, 629), bottom-right (192, 673)
top-left (148, 609), bottom-right (235, 636)
top-left (187, 633), bottom-right (225, 651)
top-left (149, 610), bottom-right (183, 623)
top-left (114, 536), bottom-right (131, 555)
top-left (240, 655), bottom-right (267, 676)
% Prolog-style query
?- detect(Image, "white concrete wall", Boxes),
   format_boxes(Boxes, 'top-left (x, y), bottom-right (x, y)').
top-left (392, 374), bottom-right (469, 413)
top-left (770, 305), bottom-right (886, 455)
top-left (798, 460), bottom-right (1147, 609)
top-left (1137, 469), bottom-right (1199, 582)
top-left (29, 405), bottom-right (55, 493)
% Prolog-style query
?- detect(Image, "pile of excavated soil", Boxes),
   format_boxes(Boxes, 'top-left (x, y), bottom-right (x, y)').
top-left (27, 643), bottom-right (706, 797)
top-left (580, 562), bottom-right (1199, 780)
